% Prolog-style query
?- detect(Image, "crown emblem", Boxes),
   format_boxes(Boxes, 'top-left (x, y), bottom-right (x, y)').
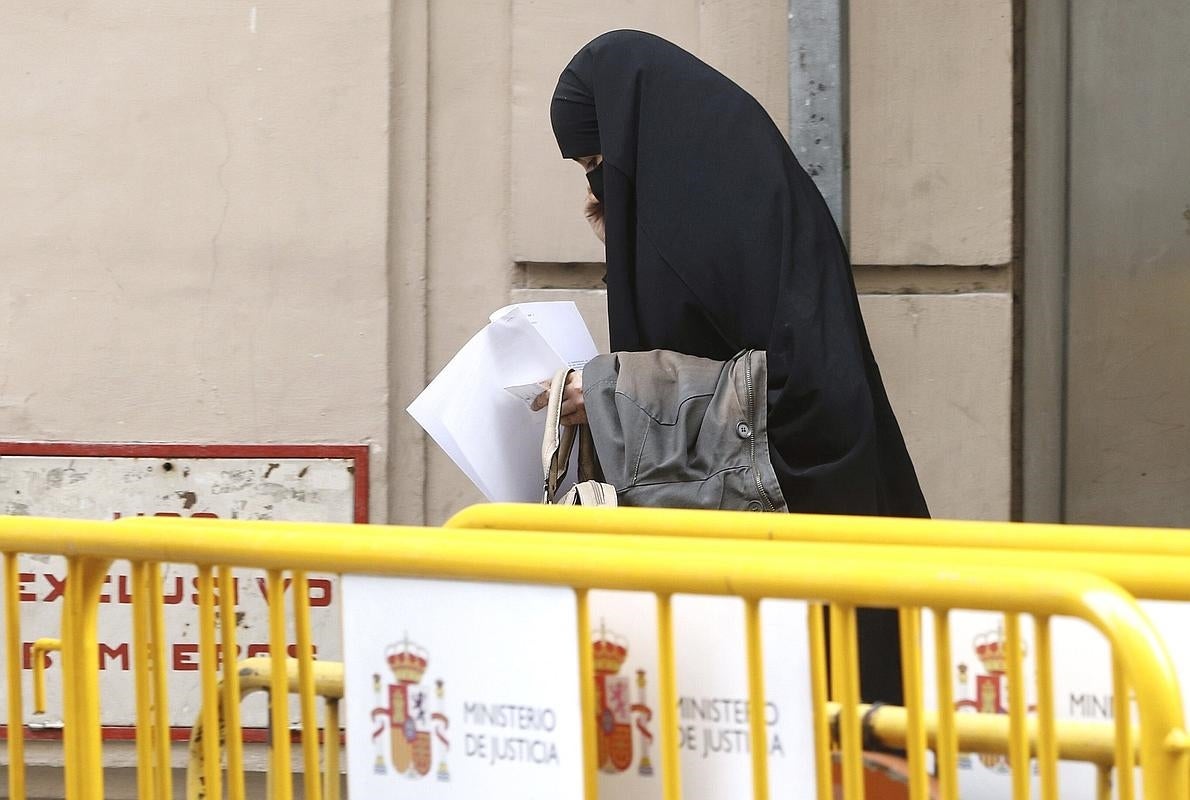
top-left (386, 634), bottom-right (429, 685)
top-left (592, 620), bottom-right (629, 676)
top-left (973, 625), bottom-right (1017, 675)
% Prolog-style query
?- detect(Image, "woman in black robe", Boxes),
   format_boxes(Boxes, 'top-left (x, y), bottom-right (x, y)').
top-left (549, 30), bottom-right (929, 705)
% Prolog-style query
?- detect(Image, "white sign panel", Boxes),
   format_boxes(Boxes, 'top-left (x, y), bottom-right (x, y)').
top-left (588, 592), bottom-right (816, 799)
top-left (0, 450), bottom-right (362, 730)
top-left (922, 604), bottom-right (1190, 798)
top-left (342, 577), bottom-right (584, 797)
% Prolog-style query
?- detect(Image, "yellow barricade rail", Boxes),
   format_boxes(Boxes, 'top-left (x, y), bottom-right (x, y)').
top-left (30, 638), bottom-right (62, 715)
top-left (450, 504), bottom-right (1190, 799)
top-left (449, 504), bottom-right (1190, 598)
top-left (185, 657), bottom-right (343, 800)
top-left (2, 513), bottom-right (1189, 800)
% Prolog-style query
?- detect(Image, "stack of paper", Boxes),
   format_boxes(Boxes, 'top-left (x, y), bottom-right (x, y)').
top-left (407, 302), bottom-right (600, 502)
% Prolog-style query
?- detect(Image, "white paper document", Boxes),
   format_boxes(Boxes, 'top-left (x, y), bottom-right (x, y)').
top-left (407, 301), bottom-right (599, 502)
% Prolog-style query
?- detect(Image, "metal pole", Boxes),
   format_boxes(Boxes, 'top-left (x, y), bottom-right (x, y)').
top-left (789, 0), bottom-right (849, 237)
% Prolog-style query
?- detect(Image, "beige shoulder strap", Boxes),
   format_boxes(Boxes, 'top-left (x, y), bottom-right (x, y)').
top-left (541, 366), bottom-right (615, 505)
top-left (542, 367), bottom-right (577, 502)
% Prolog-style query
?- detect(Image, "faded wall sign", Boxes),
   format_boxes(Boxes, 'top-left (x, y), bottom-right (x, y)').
top-left (0, 443), bottom-right (367, 734)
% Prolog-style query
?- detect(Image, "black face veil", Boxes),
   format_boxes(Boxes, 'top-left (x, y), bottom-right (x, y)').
top-left (549, 30), bottom-right (928, 521)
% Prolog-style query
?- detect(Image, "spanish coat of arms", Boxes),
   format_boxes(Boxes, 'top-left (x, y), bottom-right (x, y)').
top-left (371, 634), bottom-right (450, 780)
top-left (593, 622), bottom-right (654, 776)
top-left (955, 622), bottom-right (1034, 772)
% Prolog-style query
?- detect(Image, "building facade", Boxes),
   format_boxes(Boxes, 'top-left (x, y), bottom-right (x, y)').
top-left (1, 0), bottom-right (1019, 527)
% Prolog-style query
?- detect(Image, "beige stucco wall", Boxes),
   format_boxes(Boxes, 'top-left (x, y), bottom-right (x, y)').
top-left (0, 1), bottom-right (392, 518)
top-left (861, 293), bottom-right (1012, 520)
top-left (849, 0), bottom-right (1014, 266)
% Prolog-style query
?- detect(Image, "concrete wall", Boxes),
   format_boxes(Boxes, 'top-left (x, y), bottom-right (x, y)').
top-left (0, 0), bottom-right (1015, 527)
top-left (1, 1), bottom-right (392, 518)
top-left (849, 0), bottom-right (1014, 266)
top-left (846, 0), bottom-right (1015, 519)
top-left (860, 293), bottom-right (1011, 521)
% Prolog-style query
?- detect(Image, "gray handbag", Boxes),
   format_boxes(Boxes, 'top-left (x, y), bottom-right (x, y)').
top-left (580, 349), bottom-right (787, 511)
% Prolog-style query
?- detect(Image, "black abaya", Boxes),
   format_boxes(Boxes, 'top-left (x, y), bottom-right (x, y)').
top-left (551, 30), bottom-right (928, 705)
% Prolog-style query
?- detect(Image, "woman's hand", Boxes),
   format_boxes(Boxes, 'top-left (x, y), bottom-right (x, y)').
top-left (584, 186), bottom-right (605, 243)
top-left (531, 370), bottom-right (587, 426)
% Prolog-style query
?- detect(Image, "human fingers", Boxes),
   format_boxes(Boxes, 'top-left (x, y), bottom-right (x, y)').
top-left (560, 387), bottom-right (585, 420)
top-left (561, 374), bottom-right (584, 411)
top-left (584, 193), bottom-right (605, 243)
top-left (560, 408), bottom-right (588, 427)
top-left (585, 187), bottom-right (603, 215)
top-left (530, 390), bottom-right (549, 412)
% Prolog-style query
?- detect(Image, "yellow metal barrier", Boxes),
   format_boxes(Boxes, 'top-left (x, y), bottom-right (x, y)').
top-left (845, 701), bottom-right (1129, 767)
top-left (449, 504), bottom-right (1190, 799)
top-left (30, 637), bottom-right (61, 714)
top-left (186, 657), bottom-right (342, 800)
top-left (2, 513), bottom-right (1189, 800)
top-left (191, 659), bottom-right (1132, 800)
top-left (448, 504), bottom-right (1190, 599)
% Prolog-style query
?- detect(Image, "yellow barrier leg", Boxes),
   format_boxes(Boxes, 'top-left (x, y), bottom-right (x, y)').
top-left (899, 607), bottom-right (928, 800)
top-left (835, 604), bottom-right (864, 800)
top-left (1004, 614), bottom-right (1029, 800)
top-left (4, 553), bottom-right (26, 800)
top-left (220, 565), bottom-right (246, 800)
top-left (266, 569), bottom-right (293, 800)
top-left (931, 609), bottom-right (959, 800)
top-left (1096, 764), bottom-right (1112, 800)
top-left (324, 698), bottom-right (341, 800)
top-left (60, 560), bottom-right (79, 800)
top-left (744, 598), bottom-right (769, 800)
top-left (807, 603), bottom-right (832, 800)
top-left (828, 605), bottom-right (844, 706)
top-left (197, 566), bottom-right (223, 800)
top-left (62, 557), bottom-right (112, 800)
top-left (1112, 655), bottom-right (1135, 800)
top-left (656, 593), bottom-right (682, 800)
top-left (1035, 615), bottom-right (1059, 800)
top-left (149, 562), bottom-right (174, 800)
top-left (576, 590), bottom-right (599, 800)
top-left (293, 571), bottom-right (322, 800)
top-left (131, 562), bottom-right (156, 800)
top-left (31, 648), bottom-right (61, 723)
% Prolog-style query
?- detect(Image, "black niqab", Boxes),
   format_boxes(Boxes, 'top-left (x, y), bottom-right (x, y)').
top-left (551, 31), bottom-right (930, 706)
top-left (551, 30), bottom-right (928, 520)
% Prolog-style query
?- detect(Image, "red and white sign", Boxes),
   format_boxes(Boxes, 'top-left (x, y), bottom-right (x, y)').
top-left (0, 442), bottom-right (367, 738)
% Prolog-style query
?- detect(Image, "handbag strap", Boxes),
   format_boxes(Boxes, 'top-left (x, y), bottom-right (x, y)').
top-left (542, 366), bottom-right (602, 502)
top-left (542, 368), bottom-right (576, 501)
